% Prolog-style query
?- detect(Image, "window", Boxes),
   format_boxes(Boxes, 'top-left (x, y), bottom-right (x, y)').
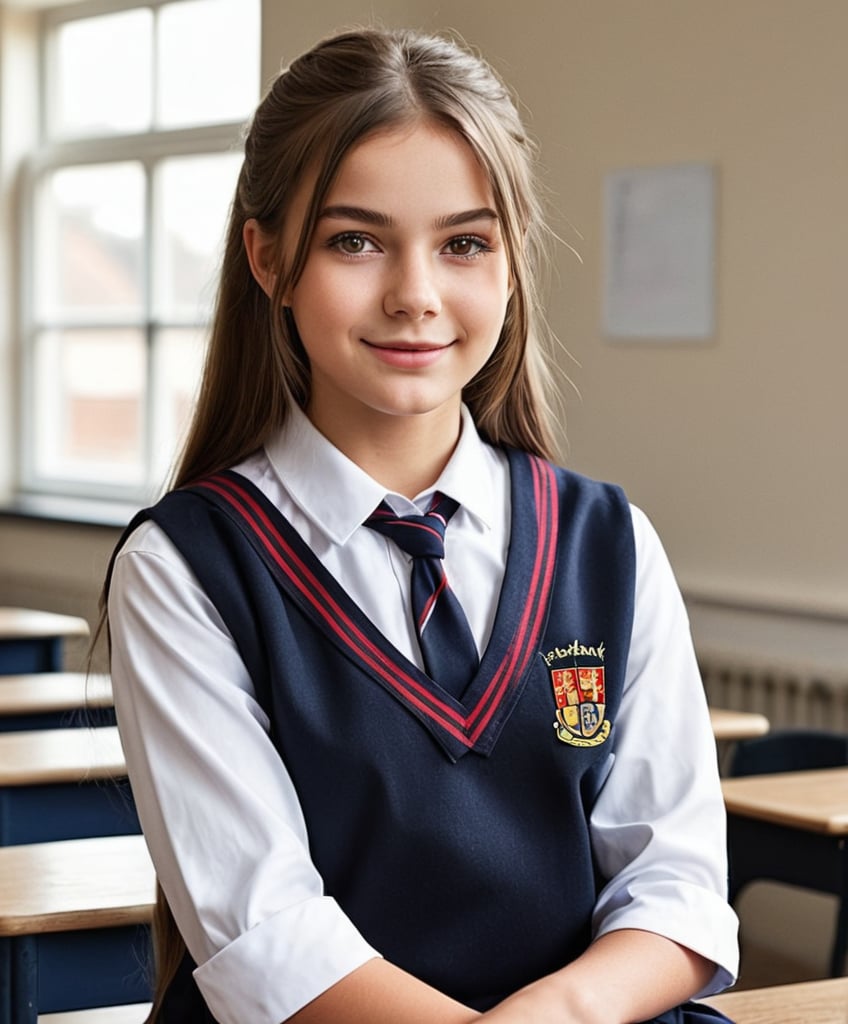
top-left (21, 0), bottom-right (260, 502)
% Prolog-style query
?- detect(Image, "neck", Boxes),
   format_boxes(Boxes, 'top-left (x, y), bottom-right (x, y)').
top-left (307, 407), bottom-right (462, 499)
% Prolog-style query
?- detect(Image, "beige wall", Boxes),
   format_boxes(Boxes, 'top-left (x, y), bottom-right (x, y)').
top-left (492, 0), bottom-right (848, 618)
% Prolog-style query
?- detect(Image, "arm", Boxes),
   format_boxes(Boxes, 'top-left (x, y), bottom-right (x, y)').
top-left (109, 523), bottom-right (379, 1024)
top-left (287, 930), bottom-right (710, 1024)
top-left (476, 510), bottom-right (730, 1024)
top-left (478, 930), bottom-right (713, 1023)
top-left (289, 959), bottom-right (480, 1023)
top-left (585, 507), bottom-right (738, 997)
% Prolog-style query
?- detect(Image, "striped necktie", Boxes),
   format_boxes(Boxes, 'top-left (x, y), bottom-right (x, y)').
top-left (365, 493), bottom-right (479, 698)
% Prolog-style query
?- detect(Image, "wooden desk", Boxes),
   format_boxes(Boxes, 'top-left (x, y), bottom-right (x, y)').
top-left (0, 726), bottom-right (139, 845)
top-left (0, 725), bottom-right (125, 787)
top-left (722, 767), bottom-right (848, 835)
top-left (0, 609), bottom-right (89, 675)
top-left (39, 1007), bottom-right (152, 1024)
top-left (0, 835), bottom-right (154, 1022)
top-left (722, 766), bottom-right (848, 976)
top-left (0, 673), bottom-right (113, 732)
top-left (702, 977), bottom-right (848, 1024)
top-left (710, 708), bottom-right (770, 742)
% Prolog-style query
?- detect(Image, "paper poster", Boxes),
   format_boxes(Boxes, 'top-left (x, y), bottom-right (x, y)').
top-left (603, 163), bottom-right (716, 340)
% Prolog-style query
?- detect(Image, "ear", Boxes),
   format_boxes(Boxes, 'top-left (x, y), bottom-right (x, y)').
top-left (243, 219), bottom-right (278, 298)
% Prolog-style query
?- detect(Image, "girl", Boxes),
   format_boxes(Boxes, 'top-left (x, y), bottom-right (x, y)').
top-left (106, 27), bottom-right (739, 1024)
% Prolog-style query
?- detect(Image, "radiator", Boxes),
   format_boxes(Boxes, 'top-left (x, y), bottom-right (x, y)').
top-left (699, 652), bottom-right (848, 733)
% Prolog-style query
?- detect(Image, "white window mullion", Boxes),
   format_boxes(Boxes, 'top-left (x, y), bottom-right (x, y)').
top-left (20, 0), bottom-right (258, 503)
top-left (139, 157), bottom-right (151, 496)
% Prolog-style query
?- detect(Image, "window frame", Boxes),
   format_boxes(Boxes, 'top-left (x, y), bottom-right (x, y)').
top-left (18, 0), bottom-right (256, 504)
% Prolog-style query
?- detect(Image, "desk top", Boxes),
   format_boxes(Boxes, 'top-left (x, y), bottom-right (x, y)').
top-left (0, 834), bottom-right (154, 936)
top-left (722, 766), bottom-right (848, 835)
top-left (0, 672), bottom-right (112, 716)
top-left (0, 608), bottom-right (89, 641)
top-left (39, 1006), bottom-right (152, 1023)
top-left (702, 977), bottom-right (848, 1024)
top-left (709, 707), bottom-right (770, 741)
top-left (0, 725), bottom-right (125, 785)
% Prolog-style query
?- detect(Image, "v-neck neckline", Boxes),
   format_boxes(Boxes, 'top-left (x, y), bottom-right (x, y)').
top-left (190, 449), bottom-right (560, 761)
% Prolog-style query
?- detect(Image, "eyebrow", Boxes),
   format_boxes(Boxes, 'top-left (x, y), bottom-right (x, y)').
top-left (319, 205), bottom-right (499, 230)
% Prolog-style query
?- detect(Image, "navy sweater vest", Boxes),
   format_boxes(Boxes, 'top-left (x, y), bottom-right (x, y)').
top-left (114, 448), bottom-right (731, 1023)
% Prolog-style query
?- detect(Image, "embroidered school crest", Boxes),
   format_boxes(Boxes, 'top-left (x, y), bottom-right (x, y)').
top-left (550, 666), bottom-right (611, 747)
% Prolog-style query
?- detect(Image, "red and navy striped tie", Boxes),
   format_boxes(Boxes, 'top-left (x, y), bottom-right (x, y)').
top-left (365, 493), bottom-right (479, 698)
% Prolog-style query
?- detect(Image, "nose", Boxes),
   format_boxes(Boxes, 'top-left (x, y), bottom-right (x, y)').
top-left (384, 251), bottom-right (442, 319)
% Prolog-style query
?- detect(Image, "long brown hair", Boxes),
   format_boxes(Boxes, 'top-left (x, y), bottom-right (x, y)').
top-left (173, 26), bottom-right (558, 491)
top-left (136, 26), bottom-right (562, 1016)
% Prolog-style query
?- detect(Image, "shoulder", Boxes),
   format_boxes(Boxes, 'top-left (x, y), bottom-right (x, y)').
top-left (110, 515), bottom-right (200, 601)
top-left (122, 445), bottom-right (278, 550)
top-left (515, 451), bottom-right (634, 531)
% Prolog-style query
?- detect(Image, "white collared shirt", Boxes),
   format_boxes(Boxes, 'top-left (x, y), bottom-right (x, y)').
top-left (108, 405), bottom-right (738, 1024)
top-left (257, 404), bottom-right (510, 667)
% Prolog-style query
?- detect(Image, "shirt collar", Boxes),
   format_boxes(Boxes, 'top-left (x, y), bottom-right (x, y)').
top-left (264, 404), bottom-right (496, 544)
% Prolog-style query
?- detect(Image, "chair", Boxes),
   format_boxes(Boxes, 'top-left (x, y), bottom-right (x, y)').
top-left (728, 728), bottom-right (848, 778)
top-left (726, 727), bottom-right (848, 977)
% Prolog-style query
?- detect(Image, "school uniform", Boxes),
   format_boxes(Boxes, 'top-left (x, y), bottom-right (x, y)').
top-left (108, 405), bottom-right (738, 1024)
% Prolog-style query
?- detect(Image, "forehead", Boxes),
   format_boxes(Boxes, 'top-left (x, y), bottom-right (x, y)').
top-left (322, 120), bottom-right (496, 216)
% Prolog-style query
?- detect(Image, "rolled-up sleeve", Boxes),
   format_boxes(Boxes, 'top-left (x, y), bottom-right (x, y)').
top-left (589, 506), bottom-right (739, 997)
top-left (108, 521), bottom-right (379, 1024)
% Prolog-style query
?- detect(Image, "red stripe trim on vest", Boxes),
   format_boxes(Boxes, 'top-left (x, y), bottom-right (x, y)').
top-left (466, 455), bottom-right (558, 743)
top-left (194, 454), bottom-right (558, 750)
top-left (197, 478), bottom-right (473, 746)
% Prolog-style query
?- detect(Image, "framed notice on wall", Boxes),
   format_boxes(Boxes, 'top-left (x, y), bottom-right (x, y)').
top-left (602, 162), bottom-right (716, 341)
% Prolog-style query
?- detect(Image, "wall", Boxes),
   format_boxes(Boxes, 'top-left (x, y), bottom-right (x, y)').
top-left (462, 1), bottom-right (848, 619)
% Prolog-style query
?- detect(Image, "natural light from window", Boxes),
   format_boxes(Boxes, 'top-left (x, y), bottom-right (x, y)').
top-left (25, 0), bottom-right (259, 501)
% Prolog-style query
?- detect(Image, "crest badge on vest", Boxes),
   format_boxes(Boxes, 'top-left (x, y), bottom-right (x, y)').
top-left (546, 642), bottom-right (611, 747)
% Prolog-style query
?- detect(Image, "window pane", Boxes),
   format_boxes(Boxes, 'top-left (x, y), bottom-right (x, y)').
top-left (157, 0), bottom-right (259, 128)
top-left (153, 153), bottom-right (241, 321)
top-left (150, 327), bottom-right (205, 483)
top-left (52, 10), bottom-right (153, 138)
top-left (33, 329), bottom-right (146, 486)
top-left (36, 162), bottom-right (146, 321)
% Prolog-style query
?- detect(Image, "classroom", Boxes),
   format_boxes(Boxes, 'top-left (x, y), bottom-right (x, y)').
top-left (0, 1), bottom-right (846, 1021)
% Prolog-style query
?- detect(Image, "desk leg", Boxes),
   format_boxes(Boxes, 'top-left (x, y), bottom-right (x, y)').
top-left (715, 740), bottom-right (737, 777)
top-left (0, 934), bottom-right (38, 1024)
top-left (0, 937), bottom-right (8, 1024)
top-left (831, 839), bottom-right (848, 977)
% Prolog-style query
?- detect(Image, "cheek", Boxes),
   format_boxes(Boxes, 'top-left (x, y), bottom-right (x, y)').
top-left (464, 280), bottom-right (510, 338)
top-left (295, 267), bottom-right (372, 328)
top-left (290, 279), bottom-right (338, 338)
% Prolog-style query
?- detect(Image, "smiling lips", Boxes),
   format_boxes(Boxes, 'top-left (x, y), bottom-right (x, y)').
top-left (362, 338), bottom-right (455, 368)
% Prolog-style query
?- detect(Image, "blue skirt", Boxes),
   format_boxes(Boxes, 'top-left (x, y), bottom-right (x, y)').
top-left (652, 1003), bottom-right (733, 1023)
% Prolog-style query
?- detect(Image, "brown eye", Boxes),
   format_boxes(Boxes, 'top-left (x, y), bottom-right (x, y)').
top-left (329, 232), bottom-right (377, 255)
top-left (340, 234), bottom-right (366, 253)
top-left (445, 235), bottom-right (488, 257)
